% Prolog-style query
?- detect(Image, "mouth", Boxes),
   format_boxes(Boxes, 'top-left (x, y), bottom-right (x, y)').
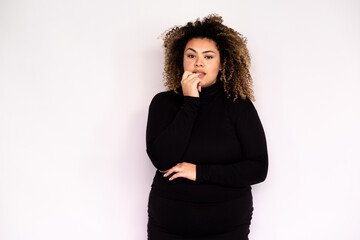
top-left (194, 72), bottom-right (206, 78)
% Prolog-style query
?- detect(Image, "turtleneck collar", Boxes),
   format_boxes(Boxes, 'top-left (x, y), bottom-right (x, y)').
top-left (199, 80), bottom-right (222, 103)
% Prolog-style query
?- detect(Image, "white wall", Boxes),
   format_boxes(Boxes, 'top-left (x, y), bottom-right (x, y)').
top-left (1, 0), bottom-right (359, 239)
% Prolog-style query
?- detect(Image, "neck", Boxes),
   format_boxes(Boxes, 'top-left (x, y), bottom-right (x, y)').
top-left (199, 80), bottom-right (222, 103)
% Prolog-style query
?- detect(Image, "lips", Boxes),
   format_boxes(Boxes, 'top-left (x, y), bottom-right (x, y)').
top-left (194, 71), bottom-right (206, 78)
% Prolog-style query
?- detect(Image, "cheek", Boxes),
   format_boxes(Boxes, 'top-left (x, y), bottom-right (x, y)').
top-left (210, 63), bottom-right (221, 74)
top-left (183, 60), bottom-right (192, 71)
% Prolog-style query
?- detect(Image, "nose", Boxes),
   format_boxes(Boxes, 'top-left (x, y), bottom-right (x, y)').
top-left (195, 58), bottom-right (204, 67)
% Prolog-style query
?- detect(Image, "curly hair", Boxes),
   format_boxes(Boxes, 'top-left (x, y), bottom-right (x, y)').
top-left (160, 14), bottom-right (254, 102)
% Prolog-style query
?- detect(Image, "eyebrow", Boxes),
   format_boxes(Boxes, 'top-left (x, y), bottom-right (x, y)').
top-left (185, 48), bottom-right (216, 54)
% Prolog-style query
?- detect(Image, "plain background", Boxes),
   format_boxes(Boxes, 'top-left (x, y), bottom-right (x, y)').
top-left (1, 0), bottom-right (359, 239)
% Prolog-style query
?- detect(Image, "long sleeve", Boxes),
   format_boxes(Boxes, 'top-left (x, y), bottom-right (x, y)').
top-left (146, 92), bottom-right (200, 171)
top-left (196, 99), bottom-right (268, 188)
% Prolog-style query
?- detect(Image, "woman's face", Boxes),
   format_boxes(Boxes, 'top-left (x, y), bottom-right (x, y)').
top-left (183, 38), bottom-right (221, 88)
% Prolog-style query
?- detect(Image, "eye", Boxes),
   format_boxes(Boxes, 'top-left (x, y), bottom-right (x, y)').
top-left (205, 56), bottom-right (214, 59)
top-left (187, 54), bottom-right (195, 59)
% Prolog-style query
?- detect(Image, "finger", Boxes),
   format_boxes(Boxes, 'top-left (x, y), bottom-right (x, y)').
top-left (169, 172), bottom-right (182, 181)
top-left (163, 167), bottom-right (177, 177)
top-left (190, 78), bottom-right (202, 92)
top-left (184, 75), bottom-right (201, 85)
top-left (182, 74), bottom-right (198, 84)
top-left (182, 71), bottom-right (193, 80)
top-left (164, 162), bottom-right (184, 177)
top-left (185, 71), bottom-right (202, 80)
top-left (158, 167), bottom-right (171, 172)
top-left (188, 73), bottom-right (200, 80)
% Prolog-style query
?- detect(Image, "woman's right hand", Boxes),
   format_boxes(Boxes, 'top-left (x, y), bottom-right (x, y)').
top-left (181, 71), bottom-right (202, 97)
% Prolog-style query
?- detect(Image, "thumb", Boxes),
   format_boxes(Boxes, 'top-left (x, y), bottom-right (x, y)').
top-left (197, 82), bottom-right (202, 92)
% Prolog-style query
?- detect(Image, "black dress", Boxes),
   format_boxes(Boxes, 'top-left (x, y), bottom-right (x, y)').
top-left (146, 81), bottom-right (268, 239)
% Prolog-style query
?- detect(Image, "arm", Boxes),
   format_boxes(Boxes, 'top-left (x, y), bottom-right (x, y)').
top-left (196, 99), bottom-right (268, 188)
top-left (146, 93), bottom-right (200, 171)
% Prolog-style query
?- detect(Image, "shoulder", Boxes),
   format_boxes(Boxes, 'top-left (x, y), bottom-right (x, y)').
top-left (223, 96), bottom-right (261, 125)
top-left (149, 90), bottom-right (182, 110)
top-left (225, 96), bottom-right (255, 115)
top-left (150, 90), bottom-right (180, 103)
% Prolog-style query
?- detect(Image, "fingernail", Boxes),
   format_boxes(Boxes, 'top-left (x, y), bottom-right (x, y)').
top-left (163, 174), bottom-right (166, 177)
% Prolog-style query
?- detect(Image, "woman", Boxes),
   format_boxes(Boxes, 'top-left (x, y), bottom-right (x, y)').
top-left (146, 14), bottom-right (268, 240)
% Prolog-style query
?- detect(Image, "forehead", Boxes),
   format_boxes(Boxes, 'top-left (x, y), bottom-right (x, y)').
top-left (184, 38), bottom-right (219, 52)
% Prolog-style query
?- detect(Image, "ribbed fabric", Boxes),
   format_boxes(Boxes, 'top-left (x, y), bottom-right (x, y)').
top-left (146, 80), bottom-right (268, 238)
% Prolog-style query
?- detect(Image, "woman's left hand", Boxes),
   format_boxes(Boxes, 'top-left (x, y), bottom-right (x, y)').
top-left (159, 162), bottom-right (196, 181)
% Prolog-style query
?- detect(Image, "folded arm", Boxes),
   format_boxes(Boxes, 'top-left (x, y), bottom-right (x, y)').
top-left (196, 99), bottom-right (268, 187)
top-left (146, 93), bottom-right (200, 171)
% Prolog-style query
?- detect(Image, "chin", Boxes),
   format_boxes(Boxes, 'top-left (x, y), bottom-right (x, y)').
top-left (203, 81), bottom-right (216, 87)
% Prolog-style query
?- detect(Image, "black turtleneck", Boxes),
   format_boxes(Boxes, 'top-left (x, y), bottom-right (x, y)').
top-left (146, 81), bottom-right (268, 203)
